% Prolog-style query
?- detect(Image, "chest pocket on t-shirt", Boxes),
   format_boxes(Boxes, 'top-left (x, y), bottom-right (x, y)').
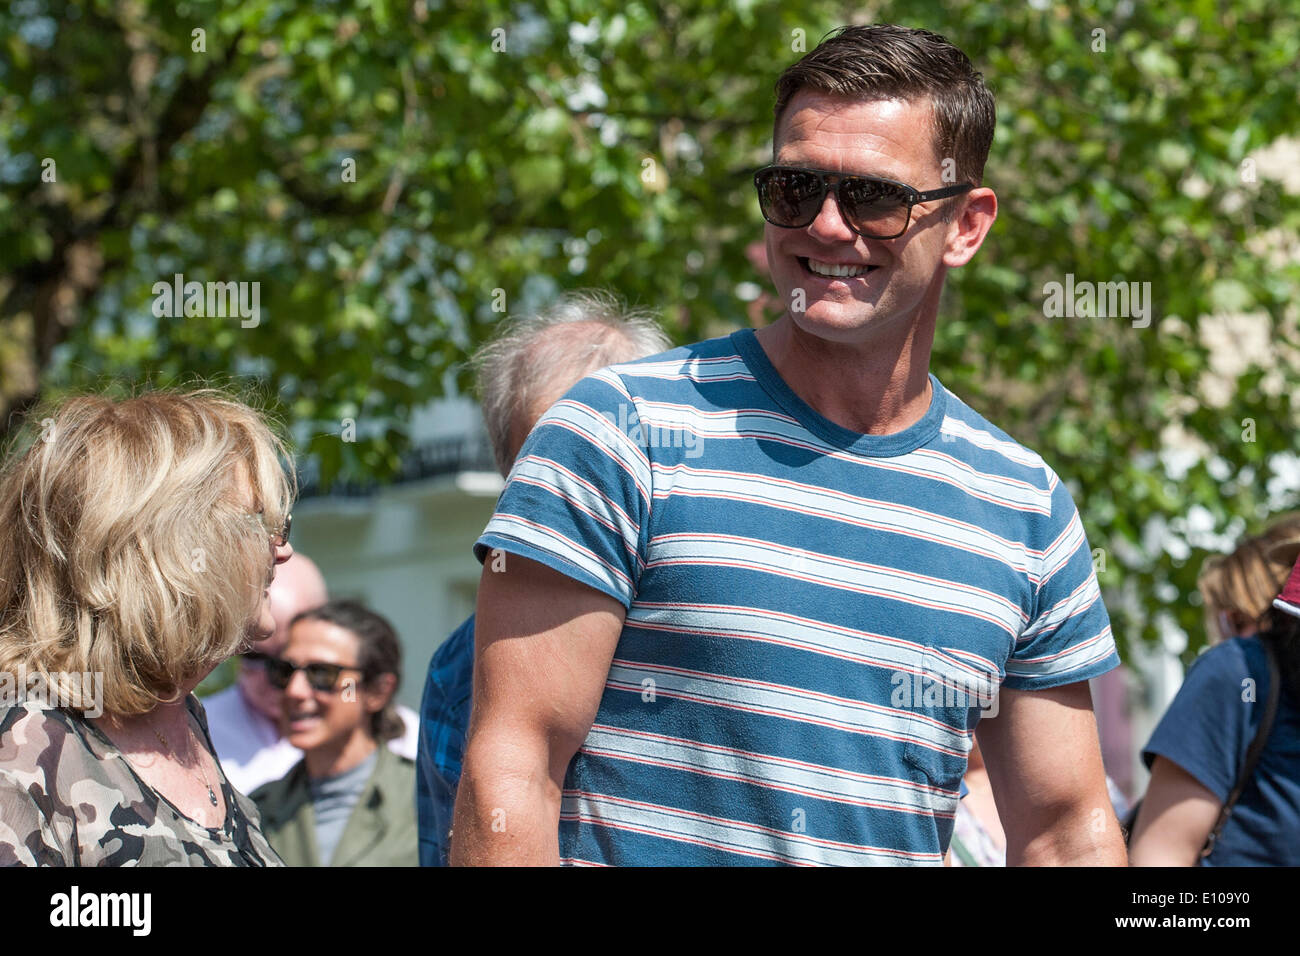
top-left (900, 646), bottom-right (996, 794)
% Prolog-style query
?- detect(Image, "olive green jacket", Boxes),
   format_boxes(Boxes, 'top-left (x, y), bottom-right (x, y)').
top-left (250, 745), bottom-right (418, 867)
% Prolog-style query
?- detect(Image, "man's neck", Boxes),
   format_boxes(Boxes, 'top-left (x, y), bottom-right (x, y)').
top-left (753, 310), bottom-right (936, 436)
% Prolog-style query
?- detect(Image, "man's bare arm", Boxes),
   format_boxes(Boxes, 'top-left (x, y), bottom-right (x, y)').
top-left (450, 553), bottom-right (625, 866)
top-left (1127, 756), bottom-right (1221, 866)
top-left (976, 681), bottom-right (1128, 865)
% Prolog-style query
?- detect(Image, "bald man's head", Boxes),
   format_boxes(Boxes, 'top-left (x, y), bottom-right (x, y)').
top-left (264, 552), bottom-right (329, 653)
top-left (240, 552), bottom-right (328, 723)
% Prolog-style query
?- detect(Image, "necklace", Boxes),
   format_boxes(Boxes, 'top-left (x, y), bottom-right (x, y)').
top-left (153, 722), bottom-right (220, 808)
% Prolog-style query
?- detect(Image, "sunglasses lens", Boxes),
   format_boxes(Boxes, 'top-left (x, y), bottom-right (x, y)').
top-left (757, 168), bottom-right (826, 227)
top-left (305, 664), bottom-right (343, 692)
top-left (264, 659), bottom-right (292, 689)
top-left (839, 178), bottom-right (911, 238)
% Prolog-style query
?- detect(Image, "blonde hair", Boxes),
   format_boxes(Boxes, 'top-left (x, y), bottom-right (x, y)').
top-left (1199, 513), bottom-right (1300, 644)
top-left (0, 389), bottom-right (295, 716)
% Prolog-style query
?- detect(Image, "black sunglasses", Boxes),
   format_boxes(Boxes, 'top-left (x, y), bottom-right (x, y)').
top-left (264, 658), bottom-right (364, 692)
top-left (754, 165), bottom-right (973, 240)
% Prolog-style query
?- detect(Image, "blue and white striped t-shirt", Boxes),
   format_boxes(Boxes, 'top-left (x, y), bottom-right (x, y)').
top-left (475, 329), bottom-right (1119, 866)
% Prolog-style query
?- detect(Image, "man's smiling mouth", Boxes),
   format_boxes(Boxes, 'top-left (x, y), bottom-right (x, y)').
top-left (800, 257), bottom-right (878, 278)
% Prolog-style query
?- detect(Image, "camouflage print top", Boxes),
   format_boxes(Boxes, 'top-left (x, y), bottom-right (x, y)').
top-left (0, 694), bottom-right (283, 866)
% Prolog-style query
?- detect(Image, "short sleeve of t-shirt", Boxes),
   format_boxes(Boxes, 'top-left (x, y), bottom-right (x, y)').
top-left (1142, 638), bottom-right (1262, 801)
top-left (1004, 473), bottom-right (1118, 690)
top-left (474, 369), bottom-right (652, 608)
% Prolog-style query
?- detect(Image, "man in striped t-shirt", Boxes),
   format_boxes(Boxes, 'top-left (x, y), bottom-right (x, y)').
top-left (452, 24), bottom-right (1126, 866)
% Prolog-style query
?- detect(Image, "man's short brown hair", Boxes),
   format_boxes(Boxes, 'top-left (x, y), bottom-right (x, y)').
top-left (773, 24), bottom-right (996, 187)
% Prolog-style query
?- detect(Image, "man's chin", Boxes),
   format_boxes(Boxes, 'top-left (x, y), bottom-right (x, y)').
top-left (286, 726), bottom-right (330, 752)
top-left (788, 306), bottom-right (886, 343)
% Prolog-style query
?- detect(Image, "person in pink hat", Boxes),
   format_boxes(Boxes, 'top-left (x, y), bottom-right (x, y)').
top-left (1129, 537), bottom-right (1300, 865)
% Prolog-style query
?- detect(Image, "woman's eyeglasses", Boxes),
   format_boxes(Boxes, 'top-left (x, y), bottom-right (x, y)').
top-left (245, 511), bottom-right (292, 548)
top-left (753, 165), bottom-right (973, 240)
top-left (263, 658), bottom-right (363, 692)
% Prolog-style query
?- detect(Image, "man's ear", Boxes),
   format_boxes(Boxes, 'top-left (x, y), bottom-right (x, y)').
top-left (942, 187), bottom-right (997, 269)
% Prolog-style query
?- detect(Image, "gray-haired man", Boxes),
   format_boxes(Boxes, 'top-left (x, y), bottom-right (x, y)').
top-left (415, 290), bottom-right (670, 866)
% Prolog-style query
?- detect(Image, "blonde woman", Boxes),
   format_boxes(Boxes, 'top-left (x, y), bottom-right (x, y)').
top-left (1128, 515), bottom-right (1300, 865)
top-left (0, 390), bottom-right (294, 866)
top-left (1197, 514), bottom-right (1300, 643)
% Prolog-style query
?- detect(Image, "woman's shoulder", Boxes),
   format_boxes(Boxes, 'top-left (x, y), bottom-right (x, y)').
top-left (1157, 637), bottom-right (1282, 732)
top-left (1183, 634), bottom-right (1292, 704)
top-left (0, 701), bottom-right (101, 781)
top-left (0, 701), bottom-right (149, 818)
top-left (370, 748), bottom-right (418, 824)
top-left (1175, 636), bottom-right (1263, 691)
top-left (246, 758), bottom-right (310, 824)
top-left (376, 745), bottom-right (416, 786)
top-left (0, 702), bottom-right (125, 865)
top-left (368, 749), bottom-right (420, 866)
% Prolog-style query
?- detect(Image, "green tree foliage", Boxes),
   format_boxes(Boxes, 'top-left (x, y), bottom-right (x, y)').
top-left (2, 0), bottom-right (1297, 662)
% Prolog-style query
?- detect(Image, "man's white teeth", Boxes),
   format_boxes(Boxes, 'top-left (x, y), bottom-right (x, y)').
top-left (808, 259), bottom-right (871, 278)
